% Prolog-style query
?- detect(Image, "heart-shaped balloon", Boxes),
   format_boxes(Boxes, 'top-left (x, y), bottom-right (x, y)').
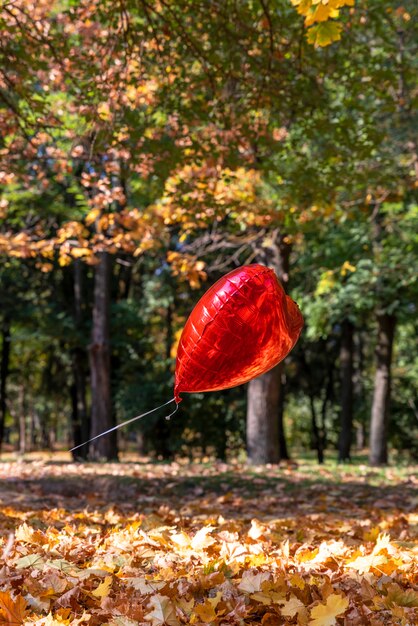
top-left (70, 264), bottom-right (304, 453)
top-left (174, 264), bottom-right (303, 402)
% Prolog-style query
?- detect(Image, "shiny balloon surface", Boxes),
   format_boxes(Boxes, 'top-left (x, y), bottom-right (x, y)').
top-left (174, 264), bottom-right (303, 402)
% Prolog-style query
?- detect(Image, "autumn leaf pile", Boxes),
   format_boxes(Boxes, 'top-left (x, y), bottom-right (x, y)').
top-left (0, 458), bottom-right (417, 625)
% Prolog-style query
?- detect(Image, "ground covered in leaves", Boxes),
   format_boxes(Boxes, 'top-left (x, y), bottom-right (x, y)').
top-left (0, 455), bottom-right (417, 625)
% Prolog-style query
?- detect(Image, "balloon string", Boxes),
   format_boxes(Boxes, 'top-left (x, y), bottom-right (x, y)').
top-left (69, 398), bottom-right (178, 453)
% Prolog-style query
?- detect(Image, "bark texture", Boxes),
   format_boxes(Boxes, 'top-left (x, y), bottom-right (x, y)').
top-left (246, 232), bottom-right (292, 464)
top-left (277, 364), bottom-right (289, 460)
top-left (247, 363), bottom-right (281, 464)
top-left (338, 319), bottom-right (354, 462)
top-left (89, 253), bottom-right (118, 461)
top-left (0, 316), bottom-right (11, 454)
top-left (71, 260), bottom-right (89, 459)
top-left (369, 313), bottom-right (396, 466)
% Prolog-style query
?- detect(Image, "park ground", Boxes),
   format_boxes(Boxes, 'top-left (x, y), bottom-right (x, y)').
top-left (0, 454), bottom-right (417, 625)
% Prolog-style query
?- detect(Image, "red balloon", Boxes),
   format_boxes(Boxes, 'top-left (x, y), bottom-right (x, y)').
top-left (174, 264), bottom-right (303, 403)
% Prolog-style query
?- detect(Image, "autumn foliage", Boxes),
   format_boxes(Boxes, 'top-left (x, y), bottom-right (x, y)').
top-left (0, 2), bottom-right (417, 622)
top-left (0, 459), bottom-right (417, 625)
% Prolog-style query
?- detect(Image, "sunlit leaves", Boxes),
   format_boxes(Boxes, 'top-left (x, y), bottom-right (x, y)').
top-left (91, 575), bottom-right (113, 599)
top-left (0, 459), bottom-right (417, 624)
top-left (291, 0), bottom-right (355, 46)
top-left (167, 252), bottom-right (207, 289)
top-left (309, 593), bottom-right (349, 625)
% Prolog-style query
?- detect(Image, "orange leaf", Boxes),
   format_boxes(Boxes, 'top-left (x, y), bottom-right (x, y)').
top-left (0, 592), bottom-right (27, 626)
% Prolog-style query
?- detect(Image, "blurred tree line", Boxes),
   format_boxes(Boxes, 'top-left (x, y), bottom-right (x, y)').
top-left (0, 0), bottom-right (417, 465)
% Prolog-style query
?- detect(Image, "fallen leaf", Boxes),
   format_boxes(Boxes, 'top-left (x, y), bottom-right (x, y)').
top-left (309, 593), bottom-right (349, 626)
top-left (347, 553), bottom-right (387, 575)
top-left (145, 594), bottom-right (180, 626)
top-left (191, 526), bottom-right (216, 551)
top-left (377, 582), bottom-right (418, 609)
top-left (15, 554), bottom-right (45, 570)
top-left (192, 599), bottom-right (217, 623)
top-left (280, 595), bottom-right (305, 617)
top-left (238, 570), bottom-right (270, 593)
top-left (15, 523), bottom-right (45, 545)
top-left (91, 575), bottom-right (113, 599)
top-left (0, 591), bottom-right (27, 625)
top-left (261, 613), bottom-right (280, 626)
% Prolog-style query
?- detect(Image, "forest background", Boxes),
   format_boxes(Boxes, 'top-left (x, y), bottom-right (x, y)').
top-left (0, 0), bottom-right (417, 467)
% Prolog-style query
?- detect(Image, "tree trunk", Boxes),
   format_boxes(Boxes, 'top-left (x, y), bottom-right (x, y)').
top-left (71, 351), bottom-right (89, 459)
top-left (18, 385), bottom-right (26, 456)
top-left (369, 313), bottom-right (396, 466)
top-left (71, 260), bottom-right (89, 460)
top-left (354, 331), bottom-right (366, 450)
top-left (356, 423), bottom-right (366, 450)
top-left (0, 316), bottom-right (11, 455)
top-left (153, 301), bottom-right (175, 460)
top-left (89, 252), bottom-right (118, 461)
top-left (277, 364), bottom-right (289, 460)
top-left (247, 363), bottom-right (281, 464)
top-left (338, 319), bottom-right (354, 462)
top-left (246, 231), bottom-right (292, 464)
top-left (310, 394), bottom-right (324, 464)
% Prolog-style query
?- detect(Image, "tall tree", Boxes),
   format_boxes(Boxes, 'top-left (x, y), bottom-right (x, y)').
top-left (88, 252), bottom-right (117, 460)
top-left (246, 231), bottom-right (295, 464)
top-left (369, 313), bottom-right (396, 465)
top-left (338, 319), bottom-right (354, 462)
top-left (70, 259), bottom-right (89, 460)
top-left (0, 315), bottom-right (11, 454)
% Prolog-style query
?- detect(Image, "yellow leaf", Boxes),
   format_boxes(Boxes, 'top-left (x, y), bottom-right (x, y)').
top-left (363, 525), bottom-right (380, 542)
top-left (91, 575), bottom-right (113, 599)
top-left (341, 260), bottom-right (356, 276)
top-left (30, 613), bottom-right (71, 625)
top-left (290, 0), bottom-right (312, 18)
top-left (246, 553), bottom-right (268, 566)
top-left (297, 547), bottom-right (318, 562)
top-left (307, 22), bottom-right (343, 47)
top-left (309, 593), bottom-right (349, 626)
top-left (315, 270), bottom-right (336, 296)
top-left (58, 254), bottom-right (72, 267)
top-left (85, 209), bottom-right (101, 226)
top-left (97, 102), bottom-right (111, 121)
top-left (0, 591), bottom-right (27, 625)
top-left (290, 573), bottom-right (306, 590)
top-left (192, 599), bottom-right (217, 623)
top-left (305, 4), bottom-right (340, 26)
top-left (71, 247), bottom-right (91, 259)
